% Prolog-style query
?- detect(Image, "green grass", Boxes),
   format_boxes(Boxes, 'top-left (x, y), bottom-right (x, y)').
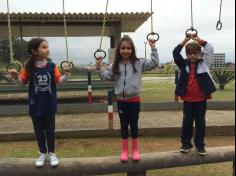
top-left (141, 81), bottom-right (235, 102)
top-left (67, 73), bottom-right (235, 102)
top-left (141, 81), bottom-right (175, 102)
top-left (213, 82), bottom-right (235, 101)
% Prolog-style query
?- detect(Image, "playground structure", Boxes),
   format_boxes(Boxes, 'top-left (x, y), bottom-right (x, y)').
top-left (0, 10), bottom-right (153, 101)
top-left (0, 1), bottom-right (234, 176)
top-left (0, 146), bottom-right (234, 176)
top-left (0, 12), bottom-right (151, 47)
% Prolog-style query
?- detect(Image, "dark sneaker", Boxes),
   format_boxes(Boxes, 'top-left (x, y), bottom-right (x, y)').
top-left (180, 146), bottom-right (191, 153)
top-left (196, 148), bottom-right (207, 156)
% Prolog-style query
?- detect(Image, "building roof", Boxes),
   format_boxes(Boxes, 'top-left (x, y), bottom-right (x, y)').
top-left (0, 12), bottom-right (151, 33)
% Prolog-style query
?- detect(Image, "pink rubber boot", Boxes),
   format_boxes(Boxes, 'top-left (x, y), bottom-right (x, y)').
top-left (120, 139), bottom-right (128, 162)
top-left (132, 138), bottom-right (140, 161)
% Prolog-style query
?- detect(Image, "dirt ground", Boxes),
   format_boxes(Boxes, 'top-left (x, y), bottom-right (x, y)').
top-left (0, 110), bottom-right (234, 132)
top-left (0, 135), bottom-right (234, 158)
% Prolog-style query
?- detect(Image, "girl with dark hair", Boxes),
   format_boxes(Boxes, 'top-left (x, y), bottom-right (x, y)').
top-left (9, 38), bottom-right (70, 167)
top-left (96, 35), bottom-right (159, 162)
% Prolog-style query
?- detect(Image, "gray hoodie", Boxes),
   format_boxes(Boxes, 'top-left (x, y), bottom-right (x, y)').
top-left (98, 48), bottom-right (159, 100)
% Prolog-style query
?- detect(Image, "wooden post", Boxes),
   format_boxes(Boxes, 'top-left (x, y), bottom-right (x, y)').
top-left (128, 170), bottom-right (146, 176)
top-left (233, 160), bottom-right (235, 176)
top-left (107, 90), bottom-right (114, 129)
top-left (88, 71), bottom-right (92, 104)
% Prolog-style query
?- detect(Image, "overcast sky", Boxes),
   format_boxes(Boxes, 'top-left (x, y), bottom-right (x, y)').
top-left (0, 0), bottom-right (235, 65)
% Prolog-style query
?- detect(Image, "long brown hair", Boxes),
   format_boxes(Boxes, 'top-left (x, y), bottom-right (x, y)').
top-left (112, 35), bottom-right (138, 76)
top-left (25, 38), bottom-right (47, 80)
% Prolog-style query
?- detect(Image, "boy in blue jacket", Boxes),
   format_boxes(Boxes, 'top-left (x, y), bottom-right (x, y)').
top-left (173, 35), bottom-right (216, 156)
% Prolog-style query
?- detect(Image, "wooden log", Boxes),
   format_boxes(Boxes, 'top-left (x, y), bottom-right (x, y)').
top-left (0, 146), bottom-right (234, 176)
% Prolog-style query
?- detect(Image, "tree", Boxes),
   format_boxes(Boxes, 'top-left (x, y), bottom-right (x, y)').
top-left (0, 37), bottom-right (8, 64)
top-left (13, 38), bottom-right (29, 62)
top-left (164, 63), bottom-right (174, 75)
top-left (0, 37), bottom-right (29, 64)
top-left (212, 69), bottom-right (235, 90)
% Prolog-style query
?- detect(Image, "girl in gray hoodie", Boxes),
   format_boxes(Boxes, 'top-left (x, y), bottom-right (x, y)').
top-left (96, 35), bottom-right (159, 162)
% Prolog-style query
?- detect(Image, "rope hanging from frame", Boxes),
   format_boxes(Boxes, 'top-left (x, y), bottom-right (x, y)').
top-left (94, 0), bottom-right (109, 60)
top-left (146, 0), bottom-right (160, 42)
top-left (5, 0), bottom-right (22, 73)
top-left (60, 0), bottom-right (75, 70)
top-left (185, 0), bottom-right (198, 38)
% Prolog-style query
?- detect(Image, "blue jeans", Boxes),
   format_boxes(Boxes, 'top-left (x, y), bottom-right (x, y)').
top-left (181, 101), bottom-right (207, 149)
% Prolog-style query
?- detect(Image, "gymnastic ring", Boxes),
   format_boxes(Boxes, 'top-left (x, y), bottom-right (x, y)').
top-left (216, 21), bottom-right (223, 30)
top-left (60, 60), bottom-right (74, 70)
top-left (6, 62), bottom-right (22, 73)
top-left (94, 49), bottom-right (107, 60)
top-left (147, 32), bottom-right (160, 42)
top-left (185, 28), bottom-right (198, 38)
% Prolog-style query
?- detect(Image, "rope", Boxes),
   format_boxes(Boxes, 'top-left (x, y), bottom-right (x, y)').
top-left (216, 0), bottom-right (223, 30)
top-left (99, 0), bottom-right (109, 50)
top-left (62, 0), bottom-right (69, 61)
top-left (218, 0), bottom-right (223, 22)
top-left (185, 0), bottom-right (198, 37)
top-left (150, 0), bottom-right (154, 33)
top-left (146, 0), bottom-right (159, 42)
top-left (6, 0), bottom-right (14, 63)
top-left (190, 0), bottom-right (194, 29)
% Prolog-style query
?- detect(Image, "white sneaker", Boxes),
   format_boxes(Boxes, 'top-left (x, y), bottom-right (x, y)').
top-left (49, 152), bottom-right (59, 167)
top-left (35, 153), bottom-right (46, 168)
